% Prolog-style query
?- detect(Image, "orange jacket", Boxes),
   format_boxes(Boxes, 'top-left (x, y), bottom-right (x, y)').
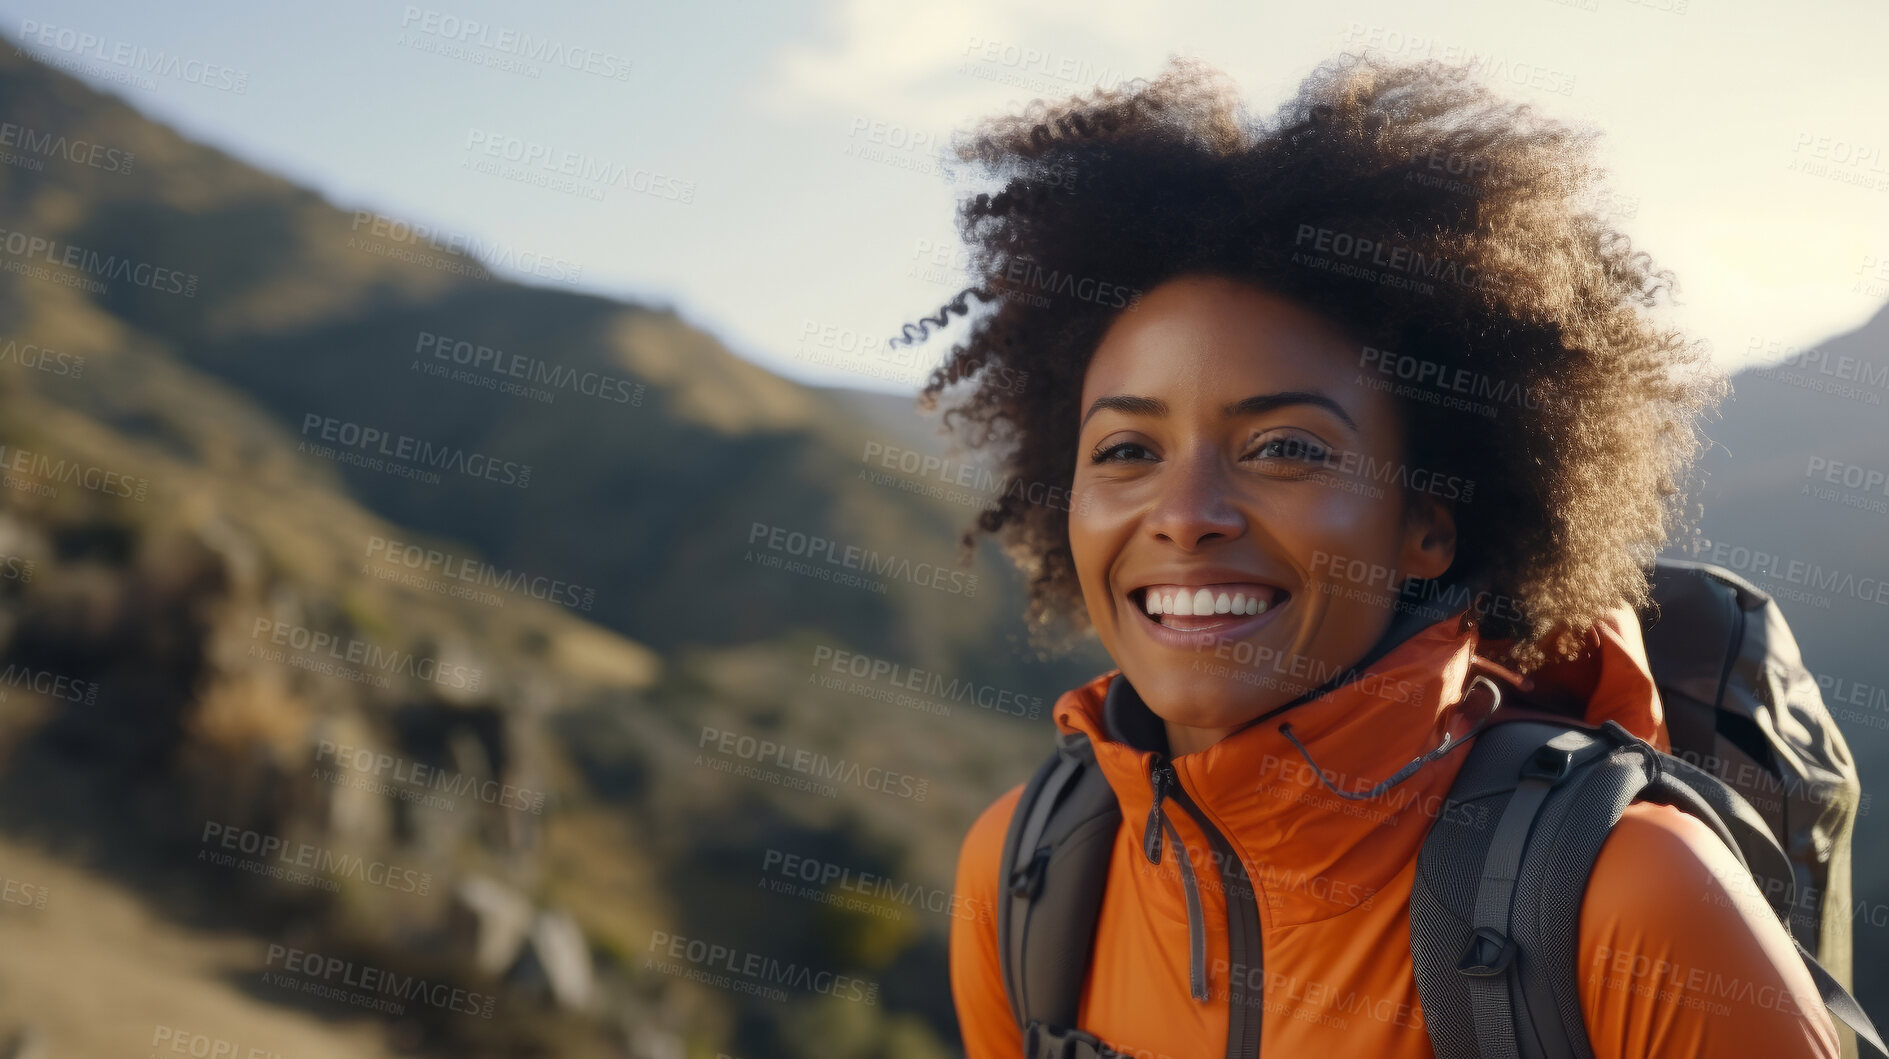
top-left (950, 609), bottom-right (1841, 1058)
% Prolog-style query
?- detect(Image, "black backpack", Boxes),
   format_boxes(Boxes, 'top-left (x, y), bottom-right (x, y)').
top-left (995, 559), bottom-right (1883, 1058)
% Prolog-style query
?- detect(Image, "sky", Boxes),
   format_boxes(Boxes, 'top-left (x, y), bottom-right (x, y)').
top-left (3, 0), bottom-right (1887, 394)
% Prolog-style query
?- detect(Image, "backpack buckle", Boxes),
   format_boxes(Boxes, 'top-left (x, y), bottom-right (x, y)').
top-left (1519, 728), bottom-right (1606, 784)
top-left (1520, 744), bottom-right (1576, 783)
top-left (1458, 926), bottom-right (1517, 977)
top-left (1023, 1021), bottom-right (1114, 1059)
top-left (1010, 847), bottom-right (1050, 899)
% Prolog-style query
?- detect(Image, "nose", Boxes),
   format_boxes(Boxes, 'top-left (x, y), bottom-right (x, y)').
top-left (1141, 443), bottom-right (1247, 550)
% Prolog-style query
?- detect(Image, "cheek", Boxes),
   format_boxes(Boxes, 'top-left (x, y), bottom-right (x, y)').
top-left (1066, 479), bottom-right (1149, 624)
top-left (1271, 480), bottom-right (1402, 561)
top-left (1066, 492), bottom-right (1123, 588)
top-left (1269, 483), bottom-right (1413, 616)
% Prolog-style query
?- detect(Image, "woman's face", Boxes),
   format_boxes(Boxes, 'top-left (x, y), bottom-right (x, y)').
top-left (1069, 273), bottom-right (1456, 751)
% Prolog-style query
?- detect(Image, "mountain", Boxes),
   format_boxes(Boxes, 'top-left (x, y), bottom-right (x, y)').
top-left (0, 43), bottom-right (1099, 689)
top-left (0, 40), bottom-right (1107, 1059)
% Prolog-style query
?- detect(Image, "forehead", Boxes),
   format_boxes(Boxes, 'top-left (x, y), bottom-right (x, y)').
top-left (1081, 274), bottom-right (1377, 407)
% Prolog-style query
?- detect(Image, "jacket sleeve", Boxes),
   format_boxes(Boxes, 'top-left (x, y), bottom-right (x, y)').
top-left (951, 781), bottom-right (1027, 1059)
top-left (1577, 800), bottom-right (1842, 1058)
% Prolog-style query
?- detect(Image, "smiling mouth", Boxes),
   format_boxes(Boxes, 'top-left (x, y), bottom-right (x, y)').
top-left (1130, 583), bottom-right (1291, 633)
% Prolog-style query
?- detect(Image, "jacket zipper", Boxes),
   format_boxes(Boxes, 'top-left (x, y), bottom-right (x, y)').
top-left (1146, 753), bottom-right (1264, 1059)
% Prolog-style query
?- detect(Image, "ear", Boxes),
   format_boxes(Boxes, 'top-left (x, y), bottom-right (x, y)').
top-left (1400, 492), bottom-right (1457, 583)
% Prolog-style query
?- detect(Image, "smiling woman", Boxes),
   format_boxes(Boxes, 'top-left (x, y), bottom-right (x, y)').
top-left (1071, 275), bottom-right (1457, 756)
top-left (903, 51), bottom-right (1721, 676)
top-left (900, 51), bottom-right (1858, 1059)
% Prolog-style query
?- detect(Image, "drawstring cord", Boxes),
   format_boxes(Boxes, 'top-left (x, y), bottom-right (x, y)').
top-left (1142, 672), bottom-right (1505, 1005)
top-left (1278, 675), bottom-right (1504, 802)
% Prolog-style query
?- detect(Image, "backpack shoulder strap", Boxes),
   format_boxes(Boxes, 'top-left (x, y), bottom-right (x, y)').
top-left (1413, 715), bottom-right (1628, 1059)
top-left (1414, 714), bottom-right (1888, 1059)
top-left (997, 729), bottom-right (1123, 1037)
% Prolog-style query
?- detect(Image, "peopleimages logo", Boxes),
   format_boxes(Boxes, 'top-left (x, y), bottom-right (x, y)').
top-left (15, 18), bottom-right (250, 93)
top-left (412, 330), bottom-right (639, 405)
top-left (746, 521), bottom-right (978, 597)
top-left (263, 944), bottom-right (495, 1018)
top-left (1293, 224), bottom-right (1503, 294)
top-left (1804, 456), bottom-right (1889, 497)
top-left (150, 1024), bottom-right (283, 1058)
top-left (1192, 637), bottom-right (1426, 709)
top-left (1, 876), bottom-right (47, 910)
top-left (365, 535), bottom-right (595, 613)
top-left (0, 442), bottom-right (148, 502)
top-left (996, 255), bottom-right (1141, 310)
top-left (298, 412), bottom-right (532, 488)
top-left (250, 618), bottom-right (484, 691)
top-left (646, 930), bottom-right (880, 1006)
top-left (761, 848), bottom-right (993, 924)
top-left (959, 35), bottom-right (1132, 92)
top-left (857, 441), bottom-right (1066, 513)
top-left (1309, 550), bottom-right (1525, 625)
top-left (808, 645), bottom-right (1044, 719)
top-left (0, 121), bottom-right (134, 174)
top-left (349, 212), bottom-right (584, 284)
top-left (0, 337), bottom-right (84, 378)
top-left (697, 725), bottom-right (930, 802)
top-left (397, 6), bottom-right (633, 80)
top-left (0, 227), bottom-right (197, 296)
top-left (1678, 537), bottom-right (1889, 609)
top-left (1746, 336), bottom-right (1888, 406)
top-left (463, 129), bottom-right (697, 204)
top-left (0, 661), bottom-right (99, 704)
top-left (1356, 345), bottom-right (1549, 417)
top-left (315, 739), bottom-right (546, 815)
top-left (200, 820), bottom-right (432, 895)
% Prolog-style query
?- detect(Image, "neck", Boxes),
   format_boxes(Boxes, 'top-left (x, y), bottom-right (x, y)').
top-left (1163, 718), bottom-right (1237, 758)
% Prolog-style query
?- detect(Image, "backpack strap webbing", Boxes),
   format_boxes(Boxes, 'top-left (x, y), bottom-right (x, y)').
top-left (1799, 936), bottom-right (1889, 1056)
top-left (997, 729), bottom-right (1122, 1036)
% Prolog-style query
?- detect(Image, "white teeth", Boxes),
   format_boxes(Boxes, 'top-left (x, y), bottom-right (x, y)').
top-left (1136, 584), bottom-right (1281, 619)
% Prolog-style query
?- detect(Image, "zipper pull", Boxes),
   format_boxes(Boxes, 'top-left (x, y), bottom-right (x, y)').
top-left (1143, 756), bottom-right (1212, 1004)
top-left (1144, 760), bottom-right (1173, 864)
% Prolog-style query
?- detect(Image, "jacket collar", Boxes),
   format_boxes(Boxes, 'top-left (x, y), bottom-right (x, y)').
top-left (1051, 605), bottom-right (1666, 925)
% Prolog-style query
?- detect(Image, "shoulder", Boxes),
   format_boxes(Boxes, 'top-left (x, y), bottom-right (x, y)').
top-left (949, 782), bottom-right (1029, 1059)
top-left (1586, 800), bottom-right (1745, 906)
top-left (1577, 801), bottom-right (1840, 1057)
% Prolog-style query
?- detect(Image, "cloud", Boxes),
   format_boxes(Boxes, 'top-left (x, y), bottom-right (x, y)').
top-left (751, 0), bottom-right (1174, 134)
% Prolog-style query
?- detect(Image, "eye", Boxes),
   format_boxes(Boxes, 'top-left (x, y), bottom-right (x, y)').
top-left (1246, 433), bottom-right (1331, 463)
top-left (1090, 440), bottom-right (1155, 464)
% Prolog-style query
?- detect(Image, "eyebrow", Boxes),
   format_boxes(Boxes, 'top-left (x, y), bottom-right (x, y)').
top-left (1081, 390), bottom-right (1359, 431)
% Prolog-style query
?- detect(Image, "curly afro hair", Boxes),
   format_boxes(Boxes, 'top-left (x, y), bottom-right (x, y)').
top-left (900, 51), bottom-right (1726, 670)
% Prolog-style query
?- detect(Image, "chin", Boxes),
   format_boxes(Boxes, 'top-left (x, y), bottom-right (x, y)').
top-left (1126, 665), bottom-right (1297, 732)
